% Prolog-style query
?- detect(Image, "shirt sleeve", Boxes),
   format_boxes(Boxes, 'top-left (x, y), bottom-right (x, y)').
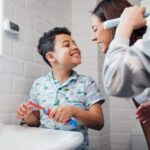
top-left (84, 77), bottom-right (105, 109)
top-left (29, 80), bottom-right (39, 111)
top-left (134, 88), bottom-right (150, 104)
top-left (102, 26), bottom-right (150, 98)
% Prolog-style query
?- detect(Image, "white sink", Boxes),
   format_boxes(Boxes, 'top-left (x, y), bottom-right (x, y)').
top-left (0, 123), bottom-right (84, 150)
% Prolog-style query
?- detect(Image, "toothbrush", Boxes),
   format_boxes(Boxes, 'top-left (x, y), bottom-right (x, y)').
top-left (29, 100), bottom-right (78, 127)
top-left (103, 11), bottom-right (150, 29)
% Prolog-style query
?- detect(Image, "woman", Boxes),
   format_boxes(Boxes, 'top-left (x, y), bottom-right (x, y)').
top-left (91, 0), bottom-right (150, 148)
top-left (93, 1), bottom-right (150, 98)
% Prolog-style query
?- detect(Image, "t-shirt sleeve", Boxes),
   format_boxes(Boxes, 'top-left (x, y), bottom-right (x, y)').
top-left (134, 88), bottom-right (150, 104)
top-left (85, 77), bottom-right (105, 109)
top-left (29, 81), bottom-right (39, 111)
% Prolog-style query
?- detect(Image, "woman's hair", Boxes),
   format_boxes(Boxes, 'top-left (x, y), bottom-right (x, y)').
top-left (37, 27), bottom-right (71, 67)
top-left (92, 0), bottom-right (147, 45)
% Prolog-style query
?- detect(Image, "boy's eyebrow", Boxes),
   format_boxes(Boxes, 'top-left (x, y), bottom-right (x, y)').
top-left (62, 40), bottom-right (76, 44)
top-left (72, 40), bottom-right (76, 44)
top-left (62, 40), bottom-right (70, 44)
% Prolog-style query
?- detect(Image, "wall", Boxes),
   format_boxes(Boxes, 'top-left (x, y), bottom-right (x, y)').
top-left (0, 0), bottom-right (72, 124)
top-left (72, 0), bottom-right (110, 149)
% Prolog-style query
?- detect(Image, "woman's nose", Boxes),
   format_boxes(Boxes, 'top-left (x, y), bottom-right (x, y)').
top-left (92, 35), bottom-right (97, 41)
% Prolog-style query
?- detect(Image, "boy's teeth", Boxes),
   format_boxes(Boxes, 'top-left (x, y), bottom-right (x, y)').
top-left (72, 54), bottom-right (79, 56)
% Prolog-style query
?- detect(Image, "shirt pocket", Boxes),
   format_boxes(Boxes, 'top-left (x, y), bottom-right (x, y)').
top-left (38, 91), bottom-right (56, 108)
top-left (64, 89), bottom-right (86, 108)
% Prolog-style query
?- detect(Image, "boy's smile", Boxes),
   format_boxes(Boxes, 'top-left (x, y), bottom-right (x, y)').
top-left (70, 50), bottom-right (81, 58)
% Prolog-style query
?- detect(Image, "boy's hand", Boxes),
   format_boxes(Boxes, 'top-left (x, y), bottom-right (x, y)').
top-left (136, 102), bottom-right (150, 124)
top-left (49, 106), bottom-right (74, 124)
top-left (16, 103), bottom-right (34, 119)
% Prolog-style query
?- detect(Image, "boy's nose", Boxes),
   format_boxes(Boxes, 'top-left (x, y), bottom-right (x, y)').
top-left (92, 35), bottom-right (97, 41)
top-left (72, 45), bottom-right (78, 50)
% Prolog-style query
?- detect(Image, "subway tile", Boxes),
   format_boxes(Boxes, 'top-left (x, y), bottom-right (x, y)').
top-left (0, 75), bottom-right (12, 92)
top-left (12, 76), bottom-right (33, 94)
top-left (15, 8), bottom-right (34, 30)
top-left (0, 94), bottom-right (24, 113)
top-left (24, 61), bottom-right (43, 78)
top-left (25, 0), bottom-right (43, 18)
top-left (0, 56), bottom-right (23, 75)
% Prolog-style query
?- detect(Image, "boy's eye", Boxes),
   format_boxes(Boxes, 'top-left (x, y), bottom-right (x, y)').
top-left (64, 44), bottom-right (70, 47)
top-left (73, 42), bottom-right (77, 46)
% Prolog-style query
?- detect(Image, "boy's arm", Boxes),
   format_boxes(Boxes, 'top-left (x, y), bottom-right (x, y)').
top-left (49, 103), bottom-right (104, 130)
top-left (72, 103), bottom-right (104, 130)
top-left (23, 80), bottom-right (40, 126)
top-left (16, 103), bottom-right (40, 127)
top-left (24, 111), bottom-right (40, 127)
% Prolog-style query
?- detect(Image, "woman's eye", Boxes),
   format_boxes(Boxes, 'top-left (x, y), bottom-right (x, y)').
top-left (93, 28), bottom-right (97, 32)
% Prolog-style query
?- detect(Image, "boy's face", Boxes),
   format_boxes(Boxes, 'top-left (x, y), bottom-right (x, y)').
top-left (52, 34), bottom-right (81, 69)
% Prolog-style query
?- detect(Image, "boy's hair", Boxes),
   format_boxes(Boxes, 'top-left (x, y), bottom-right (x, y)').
top-left (37, 27), bottom-right (71, 67)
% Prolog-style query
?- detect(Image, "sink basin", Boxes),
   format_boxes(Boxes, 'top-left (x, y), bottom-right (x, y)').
top-left (0, 123), bottom-right (84, 150)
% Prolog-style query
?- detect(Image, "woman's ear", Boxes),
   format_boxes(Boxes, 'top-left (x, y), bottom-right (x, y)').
top-left (46, 52), bottom-right (56, 63)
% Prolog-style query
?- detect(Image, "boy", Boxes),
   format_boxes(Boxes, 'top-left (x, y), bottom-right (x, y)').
top-left (16, 27), bottom-right (105, 149)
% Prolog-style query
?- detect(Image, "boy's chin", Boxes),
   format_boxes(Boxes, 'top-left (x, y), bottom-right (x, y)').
top-left (72, 62), bottom-right (81, 68)
top-left (74, 60), bottom-right (81, 65)
top-left (77, 61), bottom-right (81, 65)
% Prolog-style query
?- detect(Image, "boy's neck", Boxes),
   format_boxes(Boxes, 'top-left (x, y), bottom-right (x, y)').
top-left (52, 69), bottom-right (72, 85)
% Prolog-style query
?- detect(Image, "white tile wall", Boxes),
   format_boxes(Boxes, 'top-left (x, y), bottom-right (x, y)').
top-left (0, 75), bottom-right (12, 92)
top-left (0, 0), bottom-right (72, 126)
top-left (72, 0), bottom-right (110, 149)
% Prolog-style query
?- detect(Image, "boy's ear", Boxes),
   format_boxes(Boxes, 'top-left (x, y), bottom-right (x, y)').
top-left (46, 52), bottom-right (56, 63)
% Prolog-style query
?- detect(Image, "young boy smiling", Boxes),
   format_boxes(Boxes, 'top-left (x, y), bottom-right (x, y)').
top-left (16, 27), bottom-right (105, 149)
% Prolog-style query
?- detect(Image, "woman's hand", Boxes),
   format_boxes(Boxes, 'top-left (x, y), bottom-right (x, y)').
top-left (16, 102), bottom-right (34, 119)
top-left (116, 6), bottom-right (147, 38)
top-left (136, 102), bottom-right (150, 124)
top-left (120, 6), bottom-right (146, 30)
top-left (49, 106), bottom-right (74, 124)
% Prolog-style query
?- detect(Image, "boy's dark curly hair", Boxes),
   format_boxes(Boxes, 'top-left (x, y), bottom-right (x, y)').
top-left (37, 27), bottom-right (71, 67)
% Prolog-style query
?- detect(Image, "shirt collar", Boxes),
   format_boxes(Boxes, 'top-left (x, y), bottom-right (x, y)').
top-left (47, 70), bottom-right (78, 86)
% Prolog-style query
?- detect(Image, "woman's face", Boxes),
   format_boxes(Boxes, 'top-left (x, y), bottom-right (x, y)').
top-left (92, 15), bottom-right (111, 54)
